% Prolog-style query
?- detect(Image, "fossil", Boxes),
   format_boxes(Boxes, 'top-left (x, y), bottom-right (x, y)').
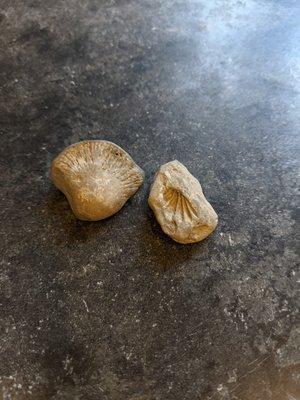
top-left (51, 140), bottom-right (144, 220)
top-left (148, 160), bottom-right (218, 244)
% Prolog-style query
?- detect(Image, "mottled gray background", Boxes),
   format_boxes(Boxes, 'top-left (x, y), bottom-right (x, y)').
top-left (0, 0), bottom-right (299, 399)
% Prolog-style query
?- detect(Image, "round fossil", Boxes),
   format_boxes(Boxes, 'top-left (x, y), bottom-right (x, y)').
top-left (51, 140), bottom-right (144, 221)
top-left (148, 160), bottom-right (218, 244)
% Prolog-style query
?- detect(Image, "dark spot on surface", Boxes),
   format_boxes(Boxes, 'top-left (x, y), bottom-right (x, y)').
top-left (18, 23), bottom-right (50, 44)
top-left (53, 31), bottom-right (90, 64)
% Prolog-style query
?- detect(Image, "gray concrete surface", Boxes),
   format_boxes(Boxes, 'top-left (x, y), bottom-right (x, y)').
top-left (0, 0), bottom-right (299, 399)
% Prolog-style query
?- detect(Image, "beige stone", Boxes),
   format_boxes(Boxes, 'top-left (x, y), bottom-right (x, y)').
top-left (148, 160), bottom-right (218, 244)
top-left (51, 140), bottom-right (144, 221)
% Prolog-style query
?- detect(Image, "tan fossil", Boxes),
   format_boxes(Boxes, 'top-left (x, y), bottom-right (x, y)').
top-left (51, 140), bottom-right (144, 221)
top-left (148, 160), bottom-right (218, 244)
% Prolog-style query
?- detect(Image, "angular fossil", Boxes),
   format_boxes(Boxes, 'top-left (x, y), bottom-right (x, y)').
top-left (51, 140), bottom-right (144, 221)
top-left (148, 160), bottom-right (218, 244)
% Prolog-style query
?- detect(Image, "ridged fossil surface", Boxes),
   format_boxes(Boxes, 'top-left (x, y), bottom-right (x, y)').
top-left (148, 160), bottom-right (218, 244)
top-left (51, 140), bottom-right (144, 220)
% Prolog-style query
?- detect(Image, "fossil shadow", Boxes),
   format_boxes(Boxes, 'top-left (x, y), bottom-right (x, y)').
top-left (136, 200), bottom-right (211, 274)
top-left (43, 187), bottom-right (113, 245)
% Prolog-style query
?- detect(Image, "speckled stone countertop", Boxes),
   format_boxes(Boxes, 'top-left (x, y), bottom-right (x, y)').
top-left (0, 1), bottom-right (299, 399)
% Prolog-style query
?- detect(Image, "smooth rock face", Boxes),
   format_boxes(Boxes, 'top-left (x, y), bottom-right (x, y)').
top-left (149, 161), bottom-right (218, 244)
top-left (51, 140), bottom-right (144, 220)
